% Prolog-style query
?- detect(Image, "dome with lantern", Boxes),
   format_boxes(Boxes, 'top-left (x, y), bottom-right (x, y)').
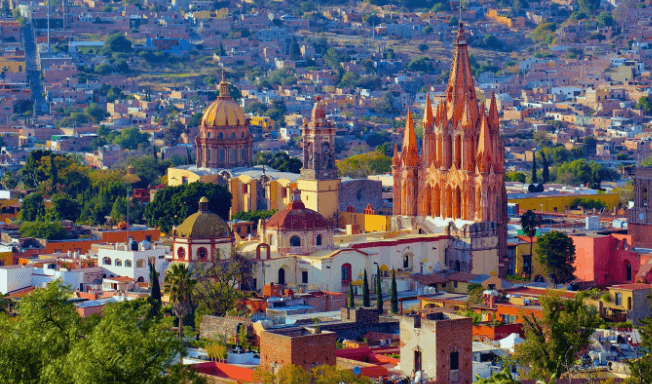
top-left (195, 72), bottom-right (253, 169)
top-left (262, 189), bottom-right (334, 256)
top-left (172, 197), bottom-right (234, 263)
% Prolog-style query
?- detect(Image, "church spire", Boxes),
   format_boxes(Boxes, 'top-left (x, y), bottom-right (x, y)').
top-left (423, 92), bottom-right (434, 128)
top-left (476, 108), bottom-right (492, 173)
top-left (488, 92), bottom-right (500, 131)
top-left (392, 143), bottom-right (400, 166)
top-left (402, 109), bottom-right (419, 167)
top-left (446, 23), bottom-right (478, 128)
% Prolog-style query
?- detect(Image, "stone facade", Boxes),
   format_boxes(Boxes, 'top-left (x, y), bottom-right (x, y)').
top-left (628, 167), bottom-right (652, 248)
top-left (399, 312), bottom-right (472, 384)
top-left (338, 179), bottom-right (383, 213)
top-left (199, 315), bottom-right (254, 344)
top-left (391, 23), bottom-right (508, 276)
top-left (260, 327), bottom-right (337, 372)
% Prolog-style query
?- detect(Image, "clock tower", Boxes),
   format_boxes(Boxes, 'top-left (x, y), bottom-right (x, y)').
top-left (629, 167), bottom-right (652, 247)
top-left (297, 97), bottom-right (340, 220)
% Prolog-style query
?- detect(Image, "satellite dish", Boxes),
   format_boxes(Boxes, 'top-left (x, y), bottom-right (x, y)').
top-left (353, 366), bottom-right (362, 375)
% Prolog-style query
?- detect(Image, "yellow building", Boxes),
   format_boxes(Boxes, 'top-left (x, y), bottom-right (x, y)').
top-left (514, 242), bottom-right (548, 282)
top-left (0, 57), bottom-right (25, 73)
top-left (166, 165), bottom-right (298, 217)
top-left (339, 211), bottom-right (391, 233)
top-left (509, 193), bottom-right (619, 213)
top-left (191, 8), bottom-right (228, 19)
top-left (0, 245), bottom-right (13, 266)
top-left (249, 116), bottom-right (275, 134)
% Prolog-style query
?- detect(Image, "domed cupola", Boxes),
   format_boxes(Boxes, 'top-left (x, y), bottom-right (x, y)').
top-left (195, 72), bottom-right (253, 169)
top-left (172, 197), bottom-right (235, 262)
top-left (262, 189), bottom-right (334, 256)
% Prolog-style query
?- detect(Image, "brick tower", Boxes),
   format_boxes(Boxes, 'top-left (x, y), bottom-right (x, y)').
top-left (392, 23), bottom-right (508, 276)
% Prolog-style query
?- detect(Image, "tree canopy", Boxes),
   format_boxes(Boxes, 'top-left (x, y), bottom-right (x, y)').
top-left (102, 33), bottom-right (133, 55)
top-left (144, 182), bottom-right (232, 233)
top-left (253, 152), bottom-right (302, 174)
top-left (19, 221), bottom-right (68, 240)
top-left (535, 231), bottom-right (576, 284)
top-left (0, 280), bottom-right (203, 383)
top-left (336, 151), bottom-right (391, 178)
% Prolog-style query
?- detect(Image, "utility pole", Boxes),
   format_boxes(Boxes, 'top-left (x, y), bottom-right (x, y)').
top-left (47, 0), bottom-right (51, 53)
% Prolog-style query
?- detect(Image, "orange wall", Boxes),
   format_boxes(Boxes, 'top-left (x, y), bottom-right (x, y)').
top-left (100, 229), bottom-right (160, 243)
top-left (45, 239), bottom-right (96, 254)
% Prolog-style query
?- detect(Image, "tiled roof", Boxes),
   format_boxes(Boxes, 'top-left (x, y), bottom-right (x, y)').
top-left (609, 283), bottom-right (651, 291)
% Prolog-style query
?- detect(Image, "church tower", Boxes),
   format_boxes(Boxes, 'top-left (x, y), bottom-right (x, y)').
top-left (392, 23), bottom-right (508, 276)
top-left (297, 97), bottom-right (340, 220)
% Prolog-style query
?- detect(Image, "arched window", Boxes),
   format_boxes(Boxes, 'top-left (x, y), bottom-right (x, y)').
top-left (218, 132), bottom-right (223, 139)
top-left (137, 276), bottom-right (145, 283)
top-left (644, 187), bottom-right (648, 207)
top-left (278, 268), bottom-right (286, 285)
top-left (316, 235), bottom-right (322, 246)
top-left (102, 257), bottom-right (111, 265)
top-left (177, 247), bottom-right (186, 259)
top-left (341, 263), bottom-right (351, 283)
top-left (241, 148), bottom-right (246, 162)
top-left (269, 234), bottom-right (276, 246)
top-left (208, 132), bottom-right (212, 138)
top-left (231, 149), bottom-right (236, 162)
top-left (136, 259), bottom-right (145, 268)
top-left (125, 260), bottom-right (132, 267)
top-left (241, 132), bottom-right (245, 138)
top-left (115, 259), bottom-right (122, 267)
top-left (198, 247), bottom-right (208, 259)
top-left (454, 260), bottom-right (461, 272)
top-left (625, 260), bottom-right (632, 281)
top-left (290, 236), bottom-right (301, 247)
top-left (231, 132), bottom-right (236, 139)
top-left (450, 351), bottom-right (459, 371)
top-left (219, 149), bottom-right (225, 161)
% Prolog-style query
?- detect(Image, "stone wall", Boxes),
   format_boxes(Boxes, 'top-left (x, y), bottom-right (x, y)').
top-left (339, 179), bottom-right (383, 213)
top-left (199, 315), bottom-right (254, 343)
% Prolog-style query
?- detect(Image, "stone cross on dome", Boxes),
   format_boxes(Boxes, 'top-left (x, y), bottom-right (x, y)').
top-left (219, 70), bottom-right (229, 97)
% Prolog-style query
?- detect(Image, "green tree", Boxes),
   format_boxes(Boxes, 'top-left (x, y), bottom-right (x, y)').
top-left (0, 170), bottom-right (17, 190)
top-left (506, 171), bottom-right (526, 183)
top-left (102, 32), bottom-right (133, 55)
top-left (144, 183), bottom-right (232, 233)
top-left (418, 43), bottom-right (429, 52)
top-left (579, 0), bottom-right (600, 15)
top-left (528, 22), bottom-right (556, 43)
top-left (289, 37), bottom-right (301, 60)
top-left (475, 367), bottom-right (519, 384)
top-left (21, 149), bottom-right (52, 188)
top-left (336, 151), bottom-right (392, 178)
top-left (637, 96), bottom-right (652, 115)
top-left (20, 193), bottom-right (46, 221)
top-left (110, 195), bottom-right (128, 223)
top-left (511, 290), bottom-right (601, 379)
top-left (597, 11), bottom-right (615, 26)
top-left (349, 284), bottom-right (355, 308)
top-left (407, 57), bottom-right (436, 73)
top-left (163, 263), bottom-right (197, 339)
top-left (362, 269), bottom-right (370, 307)
top-left (541, 151), bottom-right (550, 183)
top-left (536, 231), bottom-right (576, 284)
top-left (188, 112), bottom-right (203, 128)
top-left (84, 103), bottom-right (106, 123)
top-left (375, 264), bottom-right (383, 314)
top-left (520, 210), bottom-right (541, 271)
top-left (113, 127), bottom-right (150, 150)
top-left (534, 131), bottom-right (552, 147)
top-left (253, 151), bottom-right (302, 174)
top-left (47, 194), bottom-right (81, 222)
top-left (449, 16), bottom-right (458, 27)
top-left (164, 121), bottom-right (186, 146)
top-left (531, 152), bottom-right (538, 183)
top-left (149, 260), bottom-right (162, 318)
top-left (49, 153), bottom-right (58, 188)
top-left (390, 268), bottom-right (398, 314)
top-left (19, 221), bottom-right (68, 240)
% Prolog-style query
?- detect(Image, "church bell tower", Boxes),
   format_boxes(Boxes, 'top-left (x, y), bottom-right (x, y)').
top-left (297, 97), bottom-right (340, 220)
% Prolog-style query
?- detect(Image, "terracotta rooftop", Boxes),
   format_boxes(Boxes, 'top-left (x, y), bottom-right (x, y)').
top-left (609, 283), bottom-right (652, 291)
top-left (265, 190), bottom-right (330, 231)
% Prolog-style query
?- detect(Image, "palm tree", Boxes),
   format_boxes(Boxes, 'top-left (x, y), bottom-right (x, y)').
top-left (520, 210), bottom-right (541, 276)
top-left (163, 263), bottom-right (196, 340)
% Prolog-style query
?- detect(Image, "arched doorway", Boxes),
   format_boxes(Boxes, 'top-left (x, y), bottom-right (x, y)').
top-left (625, 260), bottom-right (632, 281)
top-left (278, 268), bottom-right (286, 285)
top-left (454, 260), bottom-right (460, 272)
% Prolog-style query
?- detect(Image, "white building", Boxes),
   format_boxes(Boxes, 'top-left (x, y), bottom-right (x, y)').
top-left (97, 242), bottom-right (169, 283)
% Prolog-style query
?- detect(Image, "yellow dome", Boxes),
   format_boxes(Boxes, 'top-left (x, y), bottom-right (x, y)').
top-left (175, 210), bottom-right (232, 239)
top-left (201, 76), bottom-right (247, 128)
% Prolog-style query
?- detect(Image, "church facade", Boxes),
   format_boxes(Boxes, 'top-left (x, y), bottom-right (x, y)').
top-left (392, 24), bottom-right (508, 276)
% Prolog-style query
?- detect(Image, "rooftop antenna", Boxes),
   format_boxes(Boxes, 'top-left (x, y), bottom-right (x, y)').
top-left (47, 0), bottom-right (51, 53)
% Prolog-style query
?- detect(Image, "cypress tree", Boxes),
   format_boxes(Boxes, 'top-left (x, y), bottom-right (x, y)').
top-left (362, 269), bottom-right (370, 307)
top-left (541, 151), bottom-right (550, 184)
top-left (349, 285), bottom-right (355, 308)
top-left (390, 268), bottom-right (399, 314)
top-left (376, 264), bottom-right (383, 314)
top-left (148, 260), bottom-right (162, 318)
top-left (49, 153), bottom-right (58, 188)
top-left (531, 152), bottom-right (538, 184)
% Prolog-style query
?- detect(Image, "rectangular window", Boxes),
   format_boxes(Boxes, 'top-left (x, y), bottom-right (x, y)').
top-left (450, 351), bottom-right (459, 370)
top-left (302, 271), bottom-right (308, 284)
top-left (616, 293), bottom-right (622, 306)
top-left (219, 149), bottom-right (224, 161)
top-left (628, 297), bottom-right (632, 310)
top-left (231, 149), bottom-right (236, 161)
